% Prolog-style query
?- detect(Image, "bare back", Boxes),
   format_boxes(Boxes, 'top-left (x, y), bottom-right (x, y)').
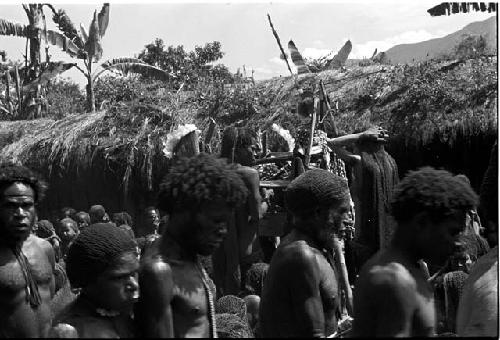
top-left (351, 248), bottom-right (435, 337)
top-left (0, 235), bottom-right (55, 337)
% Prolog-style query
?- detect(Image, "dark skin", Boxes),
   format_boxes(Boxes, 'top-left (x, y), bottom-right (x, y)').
top-left (351, 211), bottom-right (467, 337)
top-left (259, 196), bottom-right (351, 337)
top-left (0, 182), bottom-right (55, 337)
top-left (138, 200), bottom-right (232, 338)
top-left (51, 251), bottom-right (140, 338)
top-left (212, 138), bottom-right (264, 296)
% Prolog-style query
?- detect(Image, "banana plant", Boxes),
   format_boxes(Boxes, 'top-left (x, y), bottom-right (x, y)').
top-left (49, 3), bottom-right (169, 112)
top-left (1, 4), bottom-right (78, 118)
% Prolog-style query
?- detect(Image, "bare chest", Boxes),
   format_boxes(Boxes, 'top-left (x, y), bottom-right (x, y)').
top-left (316, 253), bottom-right (339, 311)
top-left (169, 261), bottom-right (208, 318)
top-left (0, 247), bottom-right (52, 294)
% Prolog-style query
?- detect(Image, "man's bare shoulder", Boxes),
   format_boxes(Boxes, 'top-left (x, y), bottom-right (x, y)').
top-left (26, 234), bottom-right (54, 260)
top-left (277, 240), bottom-right (322, 267)
top-left (236, 166), bottom-right (259, 181)
top-left (360, 261), bottom-right (417, 292)
top-left (141, 255), bottom-right (173, 278)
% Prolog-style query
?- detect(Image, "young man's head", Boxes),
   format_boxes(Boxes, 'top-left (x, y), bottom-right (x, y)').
top-left (74, 211), bottom-right (90, 231)
top-left (60, 207), bottom-right (76, 220)
top-left (390, 167), bottom-right (478, 266)
top-left (285, 169), bottom-right (352, 250)
top-left (143, 207), bottom-right (159, 233)
top-left (56, 217), bottom-right (79, 248)
top-left (88, 205), bottom-right (107, 224)
top-left (220, 127), bottom-right (260, 166)
top-left (158, 153), bottom-right (248, 256)
top-left (0, 163), bottom-right (47, 247)
top-left (66, 224), bottom-right (139, 313)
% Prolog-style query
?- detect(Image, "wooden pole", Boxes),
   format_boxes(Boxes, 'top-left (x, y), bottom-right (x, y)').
top-left (319, 80), bottom-right (338, 137)
top-left (304, 96), bottom-right (319, 167)
top-left (5, 72), bottom-right (13, 116)
top-left (14, 66), bottom-right (22, 118)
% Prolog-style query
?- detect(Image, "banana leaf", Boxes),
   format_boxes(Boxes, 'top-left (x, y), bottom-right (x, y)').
top-left (97, 3), bottom-right (110, 37)
top-left (101, 58), bottom-right (145, 69)
top-left (95, 62), bottom-right (169, 81)
top-left (0, 19), bottom-right (28, 37)
top-left (52, 9), bottom-right (85, 49)
top-left (80, 23), bottom-right (88, 42)
top-left (85, 10), bottom-right (103, 62)
top-left (46, 30), bottom-right (81, 58)
top-left (325, 40), bottom-right (352, 69)
top-left (288, 40), bottom-right (310, 75)
top-left (23, 61), bottom-right (75, 92)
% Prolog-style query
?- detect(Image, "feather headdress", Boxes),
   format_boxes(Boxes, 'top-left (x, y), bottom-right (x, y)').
top-left (162, 124), bottom-right (200, 158)
top-left (272, 123), bottom-right (295, 152)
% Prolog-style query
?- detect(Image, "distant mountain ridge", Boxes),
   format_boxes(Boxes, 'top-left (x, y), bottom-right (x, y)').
top-left (383, 16), bottom-right (496, 64)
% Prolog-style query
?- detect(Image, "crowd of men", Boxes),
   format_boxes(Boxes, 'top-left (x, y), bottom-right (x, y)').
top-left (0, 129), bottom-right (497, 338)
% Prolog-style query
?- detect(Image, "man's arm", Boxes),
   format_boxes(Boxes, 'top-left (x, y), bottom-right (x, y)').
top-left (288, 248), bottom-right (326, 338)
top-left (238, 166), bottom-right (263, 220)
top-left (136, 257), bottom-right (175, 338)
top-left (352, 266), bottom-right (416, 337)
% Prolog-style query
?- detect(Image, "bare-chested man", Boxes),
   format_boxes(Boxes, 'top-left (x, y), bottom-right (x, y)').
top-left (137, 153), bottom-right (248, 337)
top-left (0, 163), bottom-right (56, 337)
top-left (213, 126), bottom-right (264, 296)
top-left (351, 167), bottom-right (478, 337)
top-left (259, 169), bottom-right (353, 337)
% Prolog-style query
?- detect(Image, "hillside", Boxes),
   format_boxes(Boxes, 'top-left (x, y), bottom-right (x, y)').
top-left (384, 16), bottom-right (496, 64)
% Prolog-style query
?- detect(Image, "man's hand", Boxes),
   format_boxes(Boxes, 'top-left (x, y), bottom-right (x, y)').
top-left (360, 126), bottom-right (389, 142)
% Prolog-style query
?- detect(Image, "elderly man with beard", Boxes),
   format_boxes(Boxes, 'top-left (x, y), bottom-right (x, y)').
top-left (137, 153), bottom-right (248, 338)
top-left (259, 169), bottom-right (352, 338)
top-left (0, 163), bottom-right (56, 337)
top-left (351, 167), bottom-right (478, 337)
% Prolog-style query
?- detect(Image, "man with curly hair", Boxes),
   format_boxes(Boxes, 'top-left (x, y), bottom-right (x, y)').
top-left (0, 163), bottom-right (56, 337)
top-left (351, 167), bottom-right (478, 337)
top-left (259, 169), bottom-right (352, 338)
top-left (137, 153), bottom-right (248, 338)
top-left (213, 126), bottom-right (265, 297)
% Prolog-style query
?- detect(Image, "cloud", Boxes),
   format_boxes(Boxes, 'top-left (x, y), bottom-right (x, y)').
top-left (350, 29), bottom-right (444, 58)
top-left (301, 47), bottom-right (332, 60)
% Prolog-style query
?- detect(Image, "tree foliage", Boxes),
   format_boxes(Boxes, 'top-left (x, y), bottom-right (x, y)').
top-left (138, 38), bottom-right (232, 89)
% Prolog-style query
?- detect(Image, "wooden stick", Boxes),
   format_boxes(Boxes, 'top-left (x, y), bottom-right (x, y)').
top-left (304, 96), bottom-right (319, 167)
top-left (14, 66), bottom-right (22, 116)
top-left (319, 80), bottom-right (338, 136)
top-left (267, 14), bottom-right (294, 77)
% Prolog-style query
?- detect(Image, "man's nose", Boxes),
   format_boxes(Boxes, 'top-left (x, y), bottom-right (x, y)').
top-left (453, 240), bottom-right (465, 253)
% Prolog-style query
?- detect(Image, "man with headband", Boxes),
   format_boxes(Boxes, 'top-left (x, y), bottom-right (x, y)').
top-left (259, 169), bottom-right (352, 337)
top-left (0, 163), bottom-right (56, 337)
top-left (51, 223), bottom-right (140, 338)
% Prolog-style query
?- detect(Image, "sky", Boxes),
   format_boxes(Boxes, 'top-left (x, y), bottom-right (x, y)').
top-left (0, 0), bottom-right (496, 88)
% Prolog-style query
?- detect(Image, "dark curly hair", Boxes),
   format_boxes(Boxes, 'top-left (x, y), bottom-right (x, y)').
top-left (391, 167), bottom-right (478, 224)
top-left (0, 163), bottom-right (47, 202)
top-left (220, 127), bottom-right (257, 163)
top-left (158, 153), bottom-right (248, 213)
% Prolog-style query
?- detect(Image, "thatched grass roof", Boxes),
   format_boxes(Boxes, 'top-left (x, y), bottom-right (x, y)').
top-left (0, 56), bottom-right (496, 199)
top-left (251, 57), bottom-right (497, 146)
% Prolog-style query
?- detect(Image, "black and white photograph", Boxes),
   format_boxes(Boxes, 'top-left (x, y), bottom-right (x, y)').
top-left (0, 0), bottom-right (498, 337)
